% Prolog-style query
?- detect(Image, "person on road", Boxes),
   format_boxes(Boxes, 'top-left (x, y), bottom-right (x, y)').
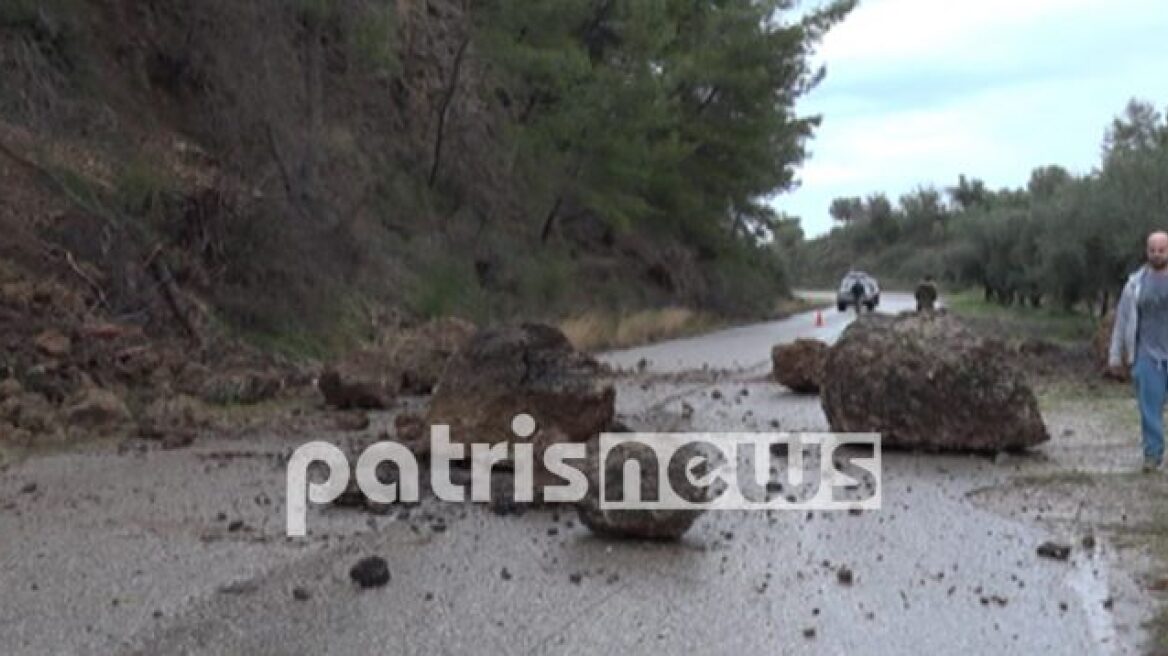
top-left (915, 275), bottom-right (938, 312)
top-left (1109, 231), bottom-right (1168, 472)
top-left (850, 278), bottom-right (865, 316)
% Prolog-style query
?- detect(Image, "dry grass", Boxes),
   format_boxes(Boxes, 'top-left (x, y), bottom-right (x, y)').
top-left (560, 307), bottom-right (717, 352)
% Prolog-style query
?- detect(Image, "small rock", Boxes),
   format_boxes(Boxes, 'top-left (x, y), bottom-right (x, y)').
top-left (1036, 542), bottom-right (1071, 561)
top-left (803, 627), bottom-right (816, 639)
top-left (65, 388), bottom-right (131, 431)
top-left (160, 432), bottom-right (195, 450)
top-left (0, 378), bottom-right (22, 400)
top-left (227, 520), bottom-right (244, 532)
top-left (500, 567), bottom-right (512, 581)
top-left (837, 566), bottom-right (854, 586)
top-left (350, 556), bottom-right (391, 588)
top-left (20, 482), bottom-right (36, 494)
top-left (333, 411), bottom-right (370, 432)
top-left (292, 586), bottom-right (311, 601)
top-left (34, 330), bottom-right (71, 358)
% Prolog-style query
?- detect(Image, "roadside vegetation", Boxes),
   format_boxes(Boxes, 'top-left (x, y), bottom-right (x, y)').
top-left (791, 99), bottom-right (1168, 317)
top-left (0, 0), bottom-right (857, 360)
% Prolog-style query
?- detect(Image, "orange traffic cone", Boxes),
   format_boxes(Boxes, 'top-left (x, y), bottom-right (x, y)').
top-left (815, 310), bottom-right (824, 327)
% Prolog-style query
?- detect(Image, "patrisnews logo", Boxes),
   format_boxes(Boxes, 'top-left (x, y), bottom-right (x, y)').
top-left (597, 432), bottom-right (881, 511)
top-left (286, 424), bottom-right (881, 536)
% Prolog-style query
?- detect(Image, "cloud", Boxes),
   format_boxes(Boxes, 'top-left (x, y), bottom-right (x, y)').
top-left (780, 0), bottom-right (1168, 236)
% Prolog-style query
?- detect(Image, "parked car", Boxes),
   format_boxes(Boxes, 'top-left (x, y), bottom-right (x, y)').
top-left (837, 271), bottom-right (880, 312)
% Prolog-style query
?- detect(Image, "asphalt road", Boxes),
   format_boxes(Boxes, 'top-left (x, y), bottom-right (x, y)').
top-left (601, 290), bottom-right (919, 373)
top-left (0, 291), bottom-right (1141, 655)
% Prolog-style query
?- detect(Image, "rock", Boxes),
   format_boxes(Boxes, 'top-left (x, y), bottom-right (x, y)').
top-left (0, 377), bottom-right (23, 400)
top-left (65, 388), bottom-right (131, 432)
top-left (137, 394), bottom-right (213, 439)
top-left (392, 413), bottom-right (430, 457)
top-left (292, 586), bottom-right (311, 601)
top-left (426, 323), bottom-right (615, 481)
top-left (350, 556), bottom-right (391, 588)
top-left (318, 353), bottom-right (398, 409)
top-left (1037, 542), bottom-right (1071, 561)
top-left (2, 392), bottom-right (61, 435)
top-left (79, 321), bottom-right (142, 341)
top-left (33, 329), bottom-right (71, 358)
top-left (576, 435), bottom-right (706, 540)
top-left (199, 370), bottom-right (282, 405)
top-left (333, 411), bottom-right (370, 432)
top-left (386, 317), bottom-right (476, 395)
top-left (318, 317), bottom-right (476, 408)
top-left (160, 432), bottom-right (195, 450)
top-left (820, 312), bottom-right (1049, 451)
top-left (771, 339), bottom-right (828, 394)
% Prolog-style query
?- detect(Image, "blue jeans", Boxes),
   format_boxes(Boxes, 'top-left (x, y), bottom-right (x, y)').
top-left (1134, 354), bottom-right (1168, 463)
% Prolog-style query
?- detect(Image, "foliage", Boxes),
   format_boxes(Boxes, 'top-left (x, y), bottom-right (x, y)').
top-left (796, 97), bottom-right (1168, 314)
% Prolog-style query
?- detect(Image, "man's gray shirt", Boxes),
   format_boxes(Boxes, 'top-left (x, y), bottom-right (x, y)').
top-left (1138, 269), bottom-right (1168, 363)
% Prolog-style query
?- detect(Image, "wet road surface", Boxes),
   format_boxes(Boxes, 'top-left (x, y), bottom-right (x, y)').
top-left (0, 292), bottom-right (1144, 655)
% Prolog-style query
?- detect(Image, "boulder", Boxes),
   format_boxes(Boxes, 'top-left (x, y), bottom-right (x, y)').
top-left (575, 434), bottom-right (706, 540)
top-left (318, 317), bottom-right (476, 408)
top-left (772, 339), bottom-right (828, 394)
top-left (386, 317), bottom-right (476, 395)
top-left (820, 312), bottom-right (1048, 451)
top-left (426, 323), bottom-right (615, 478)
top-left (318, 353), bottom-right (398, 409)
top-left (65, 387), bottom-right (131, 432)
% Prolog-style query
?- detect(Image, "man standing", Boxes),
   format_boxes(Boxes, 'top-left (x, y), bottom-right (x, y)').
top-left (915, 275), bottom-right (938, 312)
top-left (850, 278), bottom-right (865, 316)
top-left (1110, 231), bottom-right (1168, 472)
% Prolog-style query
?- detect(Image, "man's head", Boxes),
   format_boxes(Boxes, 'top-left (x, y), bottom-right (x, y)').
top-left (1148, 232), bottom-right (1168, 270)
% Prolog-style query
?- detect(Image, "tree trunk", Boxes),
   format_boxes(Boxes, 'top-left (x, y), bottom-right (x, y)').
top-left (540, 195), bottom-right (564, 244)
top-left (429, 36), bottom-right (471, 188)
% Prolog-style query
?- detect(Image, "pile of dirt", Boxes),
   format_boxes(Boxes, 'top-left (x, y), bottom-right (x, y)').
top-left (0, 251), bottom-right (307, 450)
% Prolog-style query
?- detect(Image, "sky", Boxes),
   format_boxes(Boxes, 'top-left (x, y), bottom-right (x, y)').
top-left (778, 0), bottom-right (1168, 237)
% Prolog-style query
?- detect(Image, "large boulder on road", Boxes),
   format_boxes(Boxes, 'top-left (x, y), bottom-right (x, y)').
top-left (772, 339), bottom-right (828, 394)
top-left (820, 312), bottom-right (1048, 451)
top-left (426, 323), bottom-right (614, 476)
top-left (576, 434), bottom-right (706, 540)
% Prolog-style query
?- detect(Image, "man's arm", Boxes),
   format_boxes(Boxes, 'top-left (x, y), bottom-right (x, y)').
top-left (1108, 283), bottom-right (1131, 368)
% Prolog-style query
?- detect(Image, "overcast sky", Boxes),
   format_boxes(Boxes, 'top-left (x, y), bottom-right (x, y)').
top-left (778, 0), bottom-right (1168, 237)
